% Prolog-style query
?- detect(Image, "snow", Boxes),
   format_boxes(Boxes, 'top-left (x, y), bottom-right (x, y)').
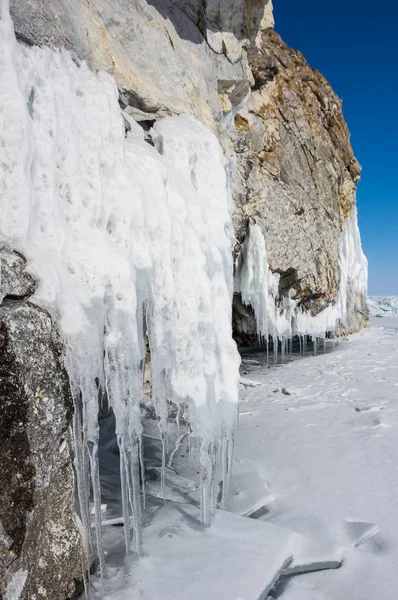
top-left (235, 209), bottom-right (368, 341)
top-left (0, 0), bottom-right (239, 566)
top-left (237, 318), bottom-right (398, 599)
top-left (367, 296), bottom-right (398, 317)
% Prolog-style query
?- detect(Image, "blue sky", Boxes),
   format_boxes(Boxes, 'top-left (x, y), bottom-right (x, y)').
top-left (273, 0), bottom-right (398, 295)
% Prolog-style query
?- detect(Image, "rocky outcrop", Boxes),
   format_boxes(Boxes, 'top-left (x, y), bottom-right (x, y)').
top-left (10, 0), bottom-right (271, 142)
top-left (0, 248), bottom-right (83, 600)
top-left (231, 30), bottom-right (365, 325)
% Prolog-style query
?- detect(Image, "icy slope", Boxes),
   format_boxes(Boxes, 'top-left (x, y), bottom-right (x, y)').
top-left (0, 0), bottom-right (239, 566)
top-left (368, 296), bottom-right (398, 317)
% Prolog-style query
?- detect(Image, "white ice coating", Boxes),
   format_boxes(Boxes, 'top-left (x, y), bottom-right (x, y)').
top-left (235, 209), bottom-right (368, 341)
top-left (0, 0), bottom-right (240, 567)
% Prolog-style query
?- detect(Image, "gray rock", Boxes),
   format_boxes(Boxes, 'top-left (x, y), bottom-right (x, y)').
top-left (0, 247), bottom-right (36, 304)
top-left (0, 256), bottom-right (83, 600)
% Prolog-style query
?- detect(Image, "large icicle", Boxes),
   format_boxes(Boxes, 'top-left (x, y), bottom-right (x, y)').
top-left (0, 0), bottom-right (240, 572)
top-left (234, 224), bottom-right (294, 341)
top-left (235, 212), bottom-right (368, 341)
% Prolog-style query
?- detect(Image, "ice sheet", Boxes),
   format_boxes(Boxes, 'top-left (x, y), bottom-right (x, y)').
top-left (101, 503), bottom-right (296, 600)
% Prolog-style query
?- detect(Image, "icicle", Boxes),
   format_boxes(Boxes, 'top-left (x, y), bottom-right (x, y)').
top-left (188, 431), bottom-right (192, 459)
top-left (139, 436), bottom-right (146, 510)
top-left (200, 441), bottom-right (213, 527)
top-left (128, 439), bottom-right (143, 556)
top-left (161, 431), bottom-right (167, 503)
top-left (220, 436), bottom-right (228, 510)
top-left (119, 441), bottom-right (131, 555)
top-left (87, 442), bottom-right (105, 579)
top-left (72, 394), bottom-right (92, 567)
top-left (226, 436), bottom-right (234, 509)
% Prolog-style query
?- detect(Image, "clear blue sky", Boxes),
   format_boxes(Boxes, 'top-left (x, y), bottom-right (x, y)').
top-left (273, 0), bottom-right (398, 295)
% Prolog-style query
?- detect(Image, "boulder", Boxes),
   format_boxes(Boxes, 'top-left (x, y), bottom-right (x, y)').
top-left (0, 248), bottom-right (83, 600)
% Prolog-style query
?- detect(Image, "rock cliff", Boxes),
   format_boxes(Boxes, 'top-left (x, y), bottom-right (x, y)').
top-left (232, 29), bottom-right (368, 338)
top-left (0, 249), bottom-right (83, 600)
top-left (9, 0), bottom-right (367, 334)
top-left (2, 0), bottom-right (368, 596)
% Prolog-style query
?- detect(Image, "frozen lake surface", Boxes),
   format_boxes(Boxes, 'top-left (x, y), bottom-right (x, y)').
top-left (237, 316), bottom-right (398, 599)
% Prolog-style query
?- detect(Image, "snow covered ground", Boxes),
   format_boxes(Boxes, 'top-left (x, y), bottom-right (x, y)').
top-left (237, 315), bottom-right (398, 599)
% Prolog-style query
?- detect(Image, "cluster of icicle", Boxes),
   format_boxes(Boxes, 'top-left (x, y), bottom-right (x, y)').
top-left (0, 0), bottom-right (240, 578)
top-left (235, 215), bottom-right (368, 353)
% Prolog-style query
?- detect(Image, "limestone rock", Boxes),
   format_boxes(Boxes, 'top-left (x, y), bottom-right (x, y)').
top-left (10, 0), bottom-right (259, 136)
top-left (0, 251), bottom-right (83, 600)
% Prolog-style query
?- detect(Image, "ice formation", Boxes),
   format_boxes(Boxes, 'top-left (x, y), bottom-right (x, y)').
top-left (0, 0), bottom-right (239, 571)
top-left (235, 209), bottom-right (368, 344)
top-left (368, 296), bottom-right (398, 317)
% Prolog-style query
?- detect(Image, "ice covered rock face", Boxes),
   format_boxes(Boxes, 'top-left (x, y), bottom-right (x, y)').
top-left (235, 209), bottom-right (368, 343)
top-left (0, 249), bottom-right (83, 599)
top-left (1, 0), bottom-right (369, 596)
top-left (9, 0), bottom-right (367, 334)
top-left (0, 0), bottom-right (240, 583)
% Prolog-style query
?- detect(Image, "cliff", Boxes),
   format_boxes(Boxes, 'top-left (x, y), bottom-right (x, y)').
top-left (9, 0), bottom-right (368, 334)
top-left (1, 1), bottom-right (368, 597)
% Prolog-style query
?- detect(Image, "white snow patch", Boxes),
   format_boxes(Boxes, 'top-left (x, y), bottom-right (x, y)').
top-left (237, 319), bottom-right (398, 600)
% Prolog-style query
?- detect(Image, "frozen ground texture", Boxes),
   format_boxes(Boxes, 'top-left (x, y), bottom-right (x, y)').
top-left (368, 296), bottom-right (398, 317)
top-left (237, 316), bottom-right (398, 600)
